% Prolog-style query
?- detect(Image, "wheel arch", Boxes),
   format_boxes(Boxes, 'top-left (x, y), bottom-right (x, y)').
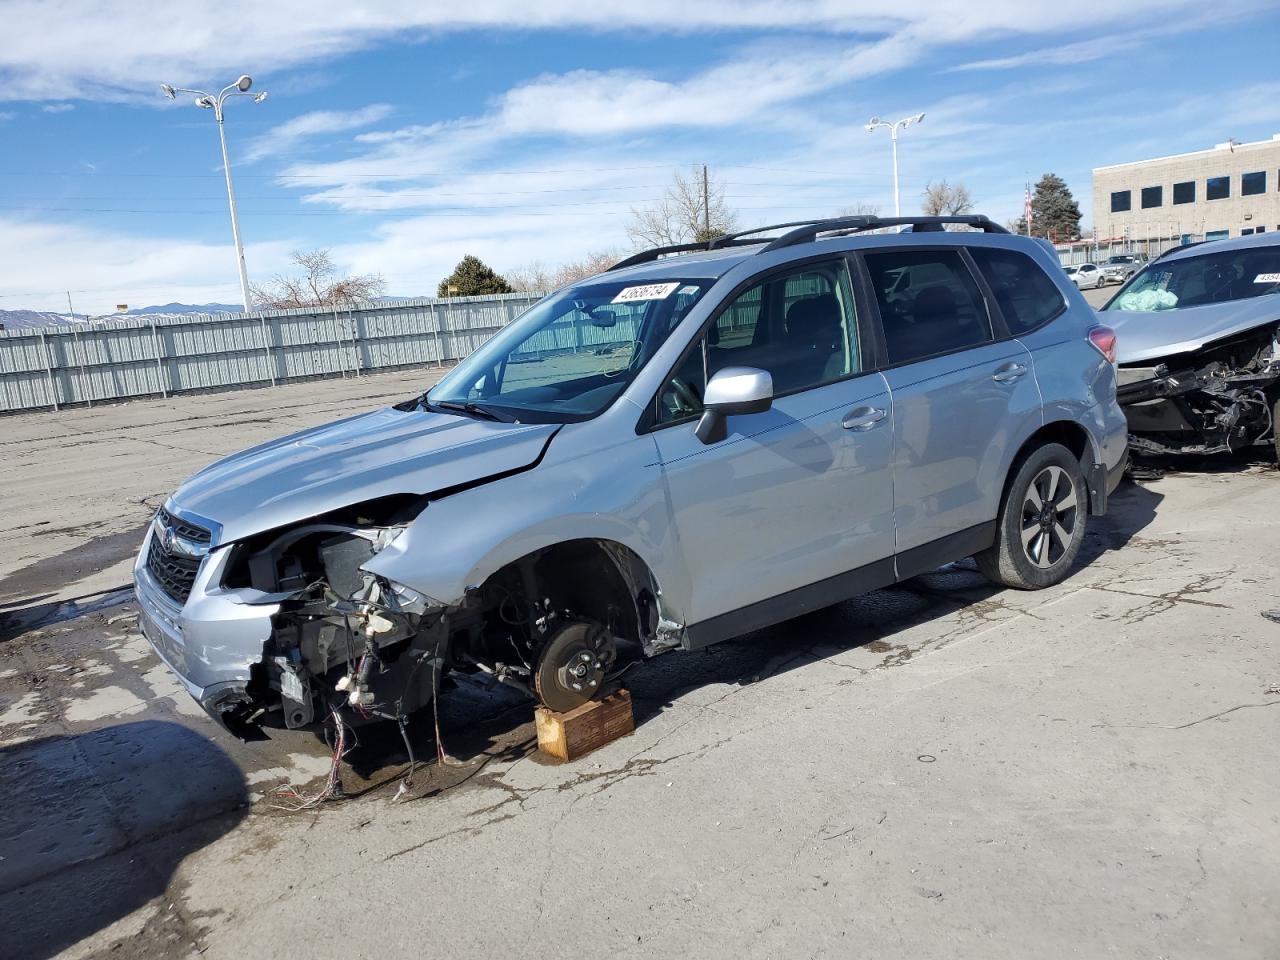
top-left (1000, 419), bottom-right (1100, 513)
top-left (474, 537), bottom-right (672, 654)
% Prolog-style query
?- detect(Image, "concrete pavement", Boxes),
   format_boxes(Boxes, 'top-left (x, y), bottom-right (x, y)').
top-left (1, 372), bottom-right (1278, 960)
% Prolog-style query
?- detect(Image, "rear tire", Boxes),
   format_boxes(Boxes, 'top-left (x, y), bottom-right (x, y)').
top-left (977, 443), bottom-right (1088, 590)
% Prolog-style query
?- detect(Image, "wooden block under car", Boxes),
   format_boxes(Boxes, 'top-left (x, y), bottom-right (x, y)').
top-left (535, 689), bottom-right (634, 762)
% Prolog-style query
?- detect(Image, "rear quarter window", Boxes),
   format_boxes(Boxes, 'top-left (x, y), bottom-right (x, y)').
top-left (968, 247), bottom-right (1066, 335)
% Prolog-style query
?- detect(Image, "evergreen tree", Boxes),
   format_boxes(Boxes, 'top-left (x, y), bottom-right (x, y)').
top-left (1027, 173), bottom-right (1082, 242)
top-left (438, 255), bottom-right (514, 297)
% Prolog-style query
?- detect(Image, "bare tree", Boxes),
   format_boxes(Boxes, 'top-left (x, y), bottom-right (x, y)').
top-left (503, 262), bottom-right (554, 294)
top-left (626, 166), bottom-right (739, 248)
top-left (251, 249), bottom-right (386, 309)
top-left (921, 180), bottom-right (975, 216)
top-left (836, 201), bottom-right (882, 218)
top-left (505, 249), bottom-right (625, 293)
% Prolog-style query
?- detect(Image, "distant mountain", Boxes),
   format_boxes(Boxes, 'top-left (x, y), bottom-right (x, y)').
top-left (126, 302), bottom-right (243, 316)
top-left (0, 309), bottom-right (74, 330)
top-left (0, 301), bottom-right (248, 332)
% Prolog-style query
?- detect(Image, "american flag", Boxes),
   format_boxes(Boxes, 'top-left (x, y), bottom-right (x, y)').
top-left (1023, 185), bottom-right (1033, 232)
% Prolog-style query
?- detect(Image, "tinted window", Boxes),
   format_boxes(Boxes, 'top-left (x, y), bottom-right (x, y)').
top-left (1206, 176), bottom-right (1230, 200)
top-left (1141, 185), bottom-right (1162, 209)
top-left (1173, 180), bottom-right (1195, 204)
top-left (865, 250), bottom-right (992, 365)
top-left (1110, 190), bottom-right (1131, 213)
top-left (970, 248), bottom-right (1066, 335)
top-left (1242, 171), bottom-right (1266, 196)
top-left (657, 260), bottom-right (859, 423)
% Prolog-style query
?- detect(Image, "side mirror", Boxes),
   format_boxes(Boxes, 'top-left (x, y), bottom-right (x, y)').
top-left (695, 366), bottom-right (773, 444)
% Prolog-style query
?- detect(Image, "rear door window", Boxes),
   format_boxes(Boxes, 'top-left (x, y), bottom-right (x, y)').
top-left (969, 247), bottom-right (1066, 335)
top-left (864, 250), bottom-right (992, 365)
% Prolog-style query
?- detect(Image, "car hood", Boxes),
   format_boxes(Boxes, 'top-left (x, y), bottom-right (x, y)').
top-left (1107, 296), bottom-right (1280, 364)
top-left (168, 407), bottom-right (558, 545)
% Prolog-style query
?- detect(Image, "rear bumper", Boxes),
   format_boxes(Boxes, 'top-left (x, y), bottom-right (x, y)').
top-left (1107, 448), bottom-right (1128, 494)
top-left (133, 537), bottom-right (278, 731)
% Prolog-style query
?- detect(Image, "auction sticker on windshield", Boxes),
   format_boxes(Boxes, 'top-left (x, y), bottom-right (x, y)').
top-left (1254, 273), bottom-right (1280, 283)
top-left (612, 282), bottom-right (680, 304)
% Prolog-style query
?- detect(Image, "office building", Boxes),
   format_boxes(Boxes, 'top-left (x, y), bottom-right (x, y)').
top-left (1093, 134), bottom-right (1280, 243)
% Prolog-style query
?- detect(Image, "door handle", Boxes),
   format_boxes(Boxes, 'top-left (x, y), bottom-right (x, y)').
top-left (842, 406), bottom-right (887, 431)
top-left (992, 362), bottom-right (1027, 383)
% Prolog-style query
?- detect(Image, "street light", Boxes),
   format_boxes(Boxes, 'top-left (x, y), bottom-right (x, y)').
top-left (865, 112), bottom-right (925, 217)
top-left (160, 75), bottom-right (268, 312)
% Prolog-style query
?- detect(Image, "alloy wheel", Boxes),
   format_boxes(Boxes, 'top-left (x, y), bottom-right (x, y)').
top-left (1020, 465), bottom-right (1078, 569)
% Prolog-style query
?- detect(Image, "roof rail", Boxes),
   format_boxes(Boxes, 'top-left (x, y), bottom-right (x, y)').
top-left (759, 215), bottom-right (1007, 252)
top-left (606, 237), bottom-right (769, 272)
top-left (607, 213), bottom-right (1009, 272)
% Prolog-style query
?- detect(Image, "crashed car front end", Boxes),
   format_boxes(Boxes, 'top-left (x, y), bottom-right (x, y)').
top-left (1115, 323), bottom-right (1280, 455)
top-left (1104, 236), bottom-right (1280, 457)
top-left (134, 500), bottom-right (448, 737)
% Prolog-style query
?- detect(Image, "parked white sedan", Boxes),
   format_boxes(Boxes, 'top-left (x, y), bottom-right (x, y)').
top-left (1064, 263), bottom-right (1105, 289)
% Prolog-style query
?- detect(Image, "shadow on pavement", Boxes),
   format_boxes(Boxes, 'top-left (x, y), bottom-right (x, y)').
top-left (0, 720), bottom-right (247, 959)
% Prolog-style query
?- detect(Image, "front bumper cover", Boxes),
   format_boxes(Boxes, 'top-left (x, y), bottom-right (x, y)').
top-left (134, 535), bottom-right (279, 732)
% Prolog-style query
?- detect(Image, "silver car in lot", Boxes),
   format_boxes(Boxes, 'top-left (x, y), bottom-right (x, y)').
top-left (135, 214), bottom-right (1128, 738)
top-left (1100, 253), bottom-right (1148, 285)
top-left (1102, 232), bottom-right (1280, 458)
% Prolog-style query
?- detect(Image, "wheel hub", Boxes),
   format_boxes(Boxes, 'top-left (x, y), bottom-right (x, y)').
top-left (1020, 464), bottom-right (1079, 570)
top-left (534, 622), bottom-right (618, 713)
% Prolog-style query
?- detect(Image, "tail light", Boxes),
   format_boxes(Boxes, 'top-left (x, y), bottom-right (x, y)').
top-left (1088, 325), bottom-right (1117, 364)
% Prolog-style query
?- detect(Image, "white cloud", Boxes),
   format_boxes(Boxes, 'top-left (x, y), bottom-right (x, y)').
top-left (1, 0), bottom-right (1262, 102)
top-left (0, 218), bottom-right (294, 314)
top-left (2, 0), bottom-right (1271, 312)
top-left (41, 102), bottom-right (75, 113)
top-left (244, 103), bottom-right (393, 162)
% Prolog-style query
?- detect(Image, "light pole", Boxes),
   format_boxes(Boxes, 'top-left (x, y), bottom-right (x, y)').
top-left (865, 112), bottom-right (925, 217)
top-left (161, 75), bottom-right (268, 312)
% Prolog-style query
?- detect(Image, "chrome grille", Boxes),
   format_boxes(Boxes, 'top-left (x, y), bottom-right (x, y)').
top-left (158, 506), bottom-right (212, 545)
top-left (146, 510), bottom-right (212, 605)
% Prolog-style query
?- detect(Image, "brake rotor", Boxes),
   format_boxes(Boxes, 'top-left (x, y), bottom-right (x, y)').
top-left (533, 621), bottom-right (617, 713)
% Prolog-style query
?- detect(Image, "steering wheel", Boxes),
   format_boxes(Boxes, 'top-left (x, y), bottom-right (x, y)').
top-left (669, 377), bottom-right (701, 414)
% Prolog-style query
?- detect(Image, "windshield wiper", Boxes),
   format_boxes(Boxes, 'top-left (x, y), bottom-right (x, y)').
top-left (429, 399), bottom-right (516, 423)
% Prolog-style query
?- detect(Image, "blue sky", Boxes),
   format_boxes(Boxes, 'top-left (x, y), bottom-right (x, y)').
top-left (2, 1), bottom-right (1278, 313)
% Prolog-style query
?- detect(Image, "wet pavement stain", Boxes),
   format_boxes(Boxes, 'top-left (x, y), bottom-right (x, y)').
top-left (0, 520), bottom-right (148, 607)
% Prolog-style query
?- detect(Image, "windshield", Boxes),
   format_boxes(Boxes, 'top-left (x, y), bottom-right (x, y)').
top-left (427, 278), bottom-right (714, 422)
top-left (1107, 256), bottom-right (1136, 265)
top-left (1105, 245), bottom-right (1280, 312)
top-left (1064, 266), bottom-right (1078, 275)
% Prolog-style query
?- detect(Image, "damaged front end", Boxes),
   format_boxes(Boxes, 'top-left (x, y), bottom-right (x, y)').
top-left (1117, 324), bottom-right (1280, 456)
top-left (136, 494), bottom-right (664, 740)
top-left (135, 497), bottom-right (460, 738)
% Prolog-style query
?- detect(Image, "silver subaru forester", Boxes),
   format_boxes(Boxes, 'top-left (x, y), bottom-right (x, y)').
top-left (134, 215), bottom-right (1128, 737)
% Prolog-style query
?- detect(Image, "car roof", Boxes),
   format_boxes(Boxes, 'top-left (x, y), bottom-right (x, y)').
top-left (1155, 229), bottom-right (1280, 265)
top-left (604, 227), bottom-right (1051, 284)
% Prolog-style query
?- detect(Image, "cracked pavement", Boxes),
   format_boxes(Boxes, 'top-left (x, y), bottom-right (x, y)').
top-left (2, 375), bottom-right (1279, 959)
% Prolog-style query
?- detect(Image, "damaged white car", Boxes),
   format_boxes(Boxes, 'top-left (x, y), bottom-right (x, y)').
top-left (1103, 233), bottom-right (1280, 459)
